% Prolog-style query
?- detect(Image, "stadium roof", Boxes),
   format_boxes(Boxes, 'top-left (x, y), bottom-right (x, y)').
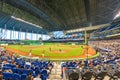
top-left (0, 0), bottom-right (120, 33)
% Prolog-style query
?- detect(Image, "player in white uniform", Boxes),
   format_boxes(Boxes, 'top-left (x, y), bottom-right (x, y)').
top-left (29, 49), bottom-right (32, 57)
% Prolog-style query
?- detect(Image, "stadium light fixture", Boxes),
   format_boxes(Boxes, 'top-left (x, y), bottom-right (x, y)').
top-left (11, 16), bottom-right (42, 28)
top-left (113, 11), bottom-right (120, 20)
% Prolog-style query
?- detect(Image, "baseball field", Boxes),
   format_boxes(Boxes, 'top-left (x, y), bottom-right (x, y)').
top-left (6, 44), bottom-right (99, 61)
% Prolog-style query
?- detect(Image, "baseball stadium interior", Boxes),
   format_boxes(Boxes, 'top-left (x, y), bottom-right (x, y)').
top-left (0, 0), bottom-right (120, 80)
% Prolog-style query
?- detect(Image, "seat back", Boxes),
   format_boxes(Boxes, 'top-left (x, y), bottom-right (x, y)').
top-left (21, 74), bottom-right (27, 80)
top-left (113, 71), bottom-right (120, 77)
top-left (82, 72), bottom-right (93, 80)
top-left (2, 72), bottom-right (13, 80)
top-left (13, 73), bottom-right (21, 80)
top-left (41, 74), bottom-right (47, 80)
top-left (95, 72), bottom-right (107, 79)
top-left (69, 72), bottom-right (79, 80)
top-left (41, 70), bottom-right (47, 75)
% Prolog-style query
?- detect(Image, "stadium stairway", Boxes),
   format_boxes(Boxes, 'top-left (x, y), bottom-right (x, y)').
top-left (47, 62), bottom-right (62, 80)
top-left (47, 62), bottom-right (110, 80)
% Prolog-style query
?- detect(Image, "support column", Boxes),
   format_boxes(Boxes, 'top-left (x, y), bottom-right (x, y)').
top-left (31, 31), bottom-right (33, 40)
top-left (0, 28), bottom-right (1, 41)
top-left (4, 24), bottom-right (7, 39)
top-left (18, 30), bottom-right (19, 40)
top-left (41, 32), bottom-right (43, 40)
top-left (13, 27), bottom-right (15, 39)
top-left (18, 28), bottom-right (21, 40)
top-left (10, 30), bottom-right (12, 40)
top-left (36, 32), bottom-right (39, 40)
top-left (1, 28), bottom-right (3, 39)
top-left (84, 28), bottom-right (87, 44)
top-left (25, 29), bottom-right (28, 40)
top-left (1, 0), bottom-right (5, 11)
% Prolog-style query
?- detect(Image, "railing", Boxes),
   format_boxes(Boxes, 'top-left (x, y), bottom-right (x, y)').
top-left (63, 70), bottom-right (67, 80)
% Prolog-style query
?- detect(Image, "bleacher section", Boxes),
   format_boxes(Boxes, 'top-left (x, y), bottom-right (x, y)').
top-left (97, 24), bottom-right (120, 32)
top-left (0, 0), bottom-right (120, 80)
top-left (60, 39), bottom-right (120, 80)
top-left (91, 23), bottom-right (120, 39)
top-left (0, 49), bottom-right (53, 80)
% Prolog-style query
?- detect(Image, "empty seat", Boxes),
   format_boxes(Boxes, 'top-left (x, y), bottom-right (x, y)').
top-left (69, 72), bottom-right (79, 80)
top-left (2, 72), bottom-right (13, 80)
top-left (13, 73), bottom-right (21, 80)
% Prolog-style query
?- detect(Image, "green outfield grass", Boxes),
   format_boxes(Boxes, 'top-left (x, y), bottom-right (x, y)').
top-left (7, 44), bottom-right (100, 60)
top-left (7, 45), bottom-right (84, 57)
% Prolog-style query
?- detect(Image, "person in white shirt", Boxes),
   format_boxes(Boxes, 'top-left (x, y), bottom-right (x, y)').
top-left (34, 74), bottom-right (41, 80)
top-left (29, 49), bottom-right (32, 57)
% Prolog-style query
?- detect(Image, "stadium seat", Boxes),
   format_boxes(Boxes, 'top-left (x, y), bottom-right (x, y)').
top-left (2, 67), bottom-right (11, 71)
top-left (2, 72), bottom-right (13, 80)
top-left (41, 74), bottom-right (47, 80)
top-left (81, 72), bottom-right (93, 80)
top-left (21, 74), bottom-right (27, 80)
top-left (13, 73), bottom-right (21, 80)
top-left (5, 64), bottom-right (16, 68)
top-left (94, 72), bottom-right (107, 80)
top-left (41, 69), bottom-right (48, 75)
top-left (69, 72), bottom-right (79, 80)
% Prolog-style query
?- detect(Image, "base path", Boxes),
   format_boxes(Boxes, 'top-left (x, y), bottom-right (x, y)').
top-left (6, 46), bottom-right (97, 60)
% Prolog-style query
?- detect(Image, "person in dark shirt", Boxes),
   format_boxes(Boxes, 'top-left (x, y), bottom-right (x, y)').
top-left (26, 72), bottom-right (33, 80)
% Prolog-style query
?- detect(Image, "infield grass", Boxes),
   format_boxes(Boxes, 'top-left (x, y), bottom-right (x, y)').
top-left (7, 44), bottom-right (84, 57)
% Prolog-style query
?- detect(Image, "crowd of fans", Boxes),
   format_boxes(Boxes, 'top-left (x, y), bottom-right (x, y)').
top-left (89, 39), bottom-right (120, 54)
top-left (62, 39), bottom-right (120, 80)
top-left (0, 47), bottom-right (54, 80)
top-left (1, 39), bottom-right (120, 80)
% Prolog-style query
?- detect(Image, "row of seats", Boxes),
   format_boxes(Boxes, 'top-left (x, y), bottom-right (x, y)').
top-left (0, 49), bottom-right (54, 80)
top-left (61, 40), bottom-right (120, 80)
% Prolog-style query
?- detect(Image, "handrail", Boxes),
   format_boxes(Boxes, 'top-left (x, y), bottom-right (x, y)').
top-left (63, 69), bottom-right (67, 80)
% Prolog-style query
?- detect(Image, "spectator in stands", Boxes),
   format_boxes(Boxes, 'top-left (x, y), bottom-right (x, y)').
top-left (26, 72), bottom-right (34, 80)
top-left (61, 65), bottom-right (66, 78)
top-left (4, 69), bottom-right (13, 73)
top-left (0, 49), bottom-right (53, 80)
top-left (16, 64), bottom-right (21, 69)
top-left (1, 59), bottom-right (8, 68)
top-left (47, 64), bottom-right (52, 72)
top-left (0, 66), bottom-right (2, 80)
top-left (43, 67), bottom-right (50, 74)
top-left (33, 74), bottom-right (41, 80)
